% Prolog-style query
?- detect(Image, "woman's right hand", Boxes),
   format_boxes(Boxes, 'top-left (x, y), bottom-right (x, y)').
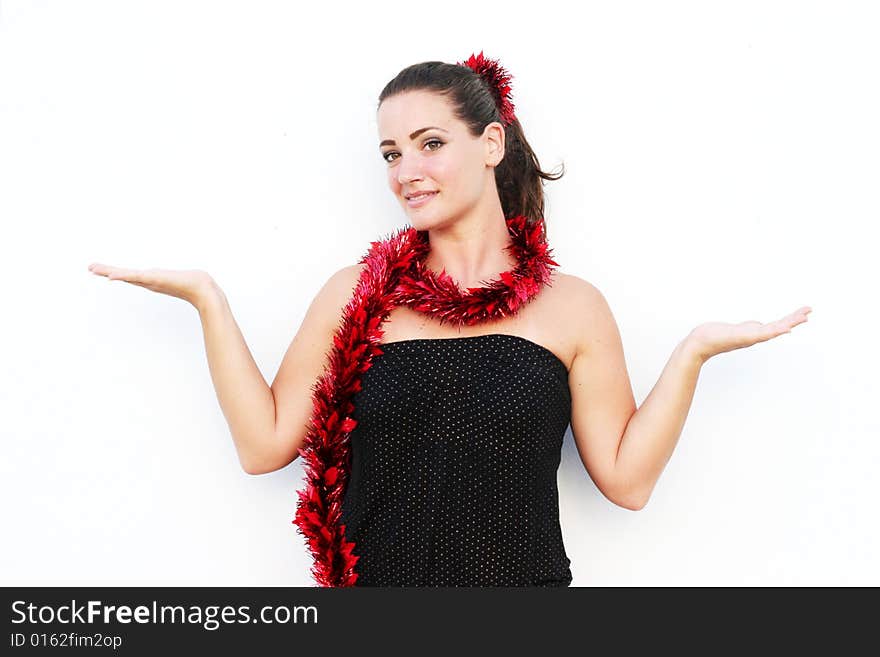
top-left (87, 262), bottom-right (218, 309)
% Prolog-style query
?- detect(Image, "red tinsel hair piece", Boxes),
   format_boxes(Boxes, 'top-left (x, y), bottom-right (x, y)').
top-left (292, 214), bottom-right (558, 586)
top-left (457, 50), bottom-right (517, 127)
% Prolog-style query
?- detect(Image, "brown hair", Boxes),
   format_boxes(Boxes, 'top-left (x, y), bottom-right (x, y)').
top-left (378, 59), bottom-right (564, 240)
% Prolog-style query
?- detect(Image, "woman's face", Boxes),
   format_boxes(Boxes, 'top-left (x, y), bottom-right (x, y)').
top-left (377, 90), bottom-right (503, 230)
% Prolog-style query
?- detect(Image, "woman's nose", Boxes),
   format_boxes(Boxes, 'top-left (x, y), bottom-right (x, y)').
top-left (396, 157), bottom-right (423, 185)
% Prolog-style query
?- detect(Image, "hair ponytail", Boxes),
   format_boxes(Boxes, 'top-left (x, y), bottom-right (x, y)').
top-left (494, 116), bottom-right (564, 241)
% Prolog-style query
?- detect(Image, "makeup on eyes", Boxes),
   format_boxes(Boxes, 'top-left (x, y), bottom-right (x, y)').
top-left (382, 137), bottom-right (445, 163)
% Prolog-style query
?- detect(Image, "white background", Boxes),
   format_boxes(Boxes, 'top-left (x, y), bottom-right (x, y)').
top-left (1, 0), bottom-right (876, 586)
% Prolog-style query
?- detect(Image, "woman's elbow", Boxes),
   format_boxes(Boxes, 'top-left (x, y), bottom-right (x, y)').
top-left (616, 495), bottom-right (648, 511)
top-left (239, 450), bottom-right (297, 476)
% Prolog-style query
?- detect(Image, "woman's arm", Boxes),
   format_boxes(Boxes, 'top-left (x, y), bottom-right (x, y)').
top-left (568, 273), bottom-right (811, 510)
top-left (195, 283), bottom-right (279, 475)
top-left (197, 266), bottom-right (364, 475)
top-left (617, 307), bottom-right (812, 508)
top-left (609, 336), bottom-right (704, 510)
top-left (566, 278), bottom-right (639, 509)
top-left (265, 264), bottom-right (365, 474)
top-left (88, 261), bottom-right (363, 476)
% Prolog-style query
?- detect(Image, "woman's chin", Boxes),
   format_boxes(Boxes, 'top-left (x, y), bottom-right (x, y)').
top-left (407, 216), bottom-right (447, 231)
top-left (404, 210), bottom-right (433, 228)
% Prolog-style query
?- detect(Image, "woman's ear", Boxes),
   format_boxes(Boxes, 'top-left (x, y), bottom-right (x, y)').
top-left (483, 121), bottom-right (506, 166)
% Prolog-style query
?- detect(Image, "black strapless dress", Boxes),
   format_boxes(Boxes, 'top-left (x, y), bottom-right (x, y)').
top-left (339, 333), bottom-right (573, 587)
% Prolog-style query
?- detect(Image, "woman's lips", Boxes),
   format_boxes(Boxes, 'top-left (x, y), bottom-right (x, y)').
top-left (406, 191), bottom-right (438, 208)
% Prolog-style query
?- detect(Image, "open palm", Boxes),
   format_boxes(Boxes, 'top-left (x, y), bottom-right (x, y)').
top-left (87, 262), bottom-right (214, 307)
top-left (690, 306), bottom-right (812, 363)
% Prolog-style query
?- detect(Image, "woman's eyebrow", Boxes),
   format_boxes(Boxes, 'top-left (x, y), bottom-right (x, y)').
top-left (380, 126), bottom-right (448, 148)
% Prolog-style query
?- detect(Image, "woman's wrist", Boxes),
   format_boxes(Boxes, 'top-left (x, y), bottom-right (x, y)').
top-left (682, 330), bottom-right (710, 366)
top-left (193, 275), bottom-right (225, 314)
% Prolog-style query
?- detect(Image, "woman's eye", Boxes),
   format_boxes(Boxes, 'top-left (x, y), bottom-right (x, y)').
top-left (382, 139), bottom-right (444, 164)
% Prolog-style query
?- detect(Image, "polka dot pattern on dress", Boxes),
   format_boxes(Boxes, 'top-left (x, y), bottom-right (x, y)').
top-left (339, 333), bottom-right (573, 587)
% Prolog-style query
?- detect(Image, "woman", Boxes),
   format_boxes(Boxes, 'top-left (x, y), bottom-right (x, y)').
top-left (87, 53), bottom-right (811, 587)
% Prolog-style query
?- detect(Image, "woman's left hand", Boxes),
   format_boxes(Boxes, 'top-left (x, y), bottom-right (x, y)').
top-left (688, 306), bottom-right (812, 363)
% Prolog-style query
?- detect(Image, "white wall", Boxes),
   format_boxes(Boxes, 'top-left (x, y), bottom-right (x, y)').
top-left (1, 0), bottom-right (875, 586)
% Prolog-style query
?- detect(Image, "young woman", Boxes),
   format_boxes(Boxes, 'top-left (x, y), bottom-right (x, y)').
top-left (87, 53), bottom-right (811, 587)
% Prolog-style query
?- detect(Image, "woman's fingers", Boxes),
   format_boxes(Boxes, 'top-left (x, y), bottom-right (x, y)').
top-left (110, 267), bottom-right (147, 283)
top-left (763, 306), bottom-right (812, 339)
top-left (88, 262), bottom-right (147, 284)
top-left (778, 306), bottom-right (812, 332)
top-left (88, 262), bottom-right (124, 279)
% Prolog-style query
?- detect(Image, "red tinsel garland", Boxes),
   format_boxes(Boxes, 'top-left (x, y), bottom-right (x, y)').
top-left (292, 214), bottom-right (559, 587)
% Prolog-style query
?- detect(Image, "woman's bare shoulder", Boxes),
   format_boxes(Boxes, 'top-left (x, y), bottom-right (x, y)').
top-left (556, 272), bottom-right (616, 324)
top-left (550, 270), bottom-right (606, 308)
top-left (335, 262), bottom-right (367, 286)
top-left (554, 273), bottom-right (618, 353)
top-left (323, 263), bottom-right (367, 301)
top-left (300, 263), bottom-right (368, 333)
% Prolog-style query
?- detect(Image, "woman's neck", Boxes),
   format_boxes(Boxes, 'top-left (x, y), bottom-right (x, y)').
top-left (421, 212), bottom-right (517, 289)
